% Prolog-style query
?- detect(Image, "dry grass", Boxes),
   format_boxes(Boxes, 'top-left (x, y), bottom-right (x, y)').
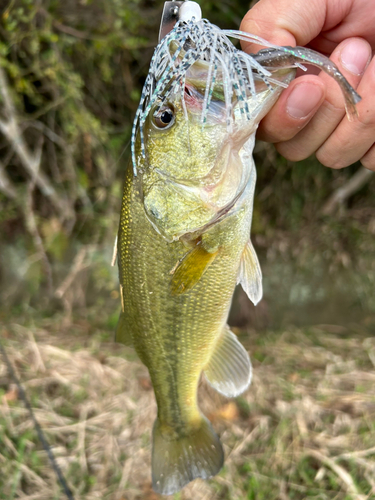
top-left (1, 321), bottom-right (375, 500)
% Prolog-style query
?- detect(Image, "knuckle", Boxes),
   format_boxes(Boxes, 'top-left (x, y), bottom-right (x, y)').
top-left (356, 108), bottom-right (375, 128)
top-left (258, 119), bottom-right (295, 144)
top-left (316, 149), bottom-right (348, 169)
top-left (275, 142), bottom-right (309, 162)
top-left (361, 150), bottom-right (375, 172)
top-left (321, 97), bottom-right (346, 117)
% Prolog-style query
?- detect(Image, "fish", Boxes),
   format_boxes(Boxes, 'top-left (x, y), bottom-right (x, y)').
top-left (115, 14), bottom-right (360, 496)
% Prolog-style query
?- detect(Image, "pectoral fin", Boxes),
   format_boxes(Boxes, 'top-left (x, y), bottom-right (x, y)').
top-left (170, 242), bottom-right (218, 295)
top-left (238, 240), bottom-right (262, 305)
top-left (204, 326), bottom-right (252, 397)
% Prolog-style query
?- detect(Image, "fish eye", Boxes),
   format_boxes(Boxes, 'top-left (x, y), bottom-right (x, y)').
top-left (152, 105), bottom-right (175, 129)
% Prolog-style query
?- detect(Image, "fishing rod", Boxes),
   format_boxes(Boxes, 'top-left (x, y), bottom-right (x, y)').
top-left (0, 339), bottom-right (75, 500)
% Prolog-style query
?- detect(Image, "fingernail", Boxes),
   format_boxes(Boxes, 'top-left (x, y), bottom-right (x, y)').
top-left (340, 39), bottom-right (371, 75)
top-left (286, 83), bottom-right (324, 119)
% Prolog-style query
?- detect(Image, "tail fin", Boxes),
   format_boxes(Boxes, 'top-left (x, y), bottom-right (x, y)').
top-left (152, 416), bottom-right (224, 495)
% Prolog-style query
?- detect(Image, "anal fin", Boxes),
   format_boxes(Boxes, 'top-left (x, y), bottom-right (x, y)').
top-left (238, 240), bottom-right (262, 305)
top-left (204, 326), bottom-right (252, 397)
top-left (170, 242), bottom-right (218, 295)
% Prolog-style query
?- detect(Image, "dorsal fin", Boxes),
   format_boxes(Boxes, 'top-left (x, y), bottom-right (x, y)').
top-left (238, 240), bottom-right (262, 305)
top-left (170, 242), bottom-right (218, 295)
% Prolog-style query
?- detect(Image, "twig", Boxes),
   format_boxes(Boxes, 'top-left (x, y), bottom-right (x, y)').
top-left (111, 235), bottom-right (118, 266)
top-left (27, 331), bottom-right (46, 373)
top-left (0, 389), bottom-right (15, 434)
top-left (77, 406), bottom-right (88, 474)
top-left (304, 449), bottom-right (363, 498)
top-left (338, 446), bottom-right (375, 460)
top-left (279, 479), bottom-right (290, 500)
top-left (118, 456), bottom-right (134, 492)
top-left (30, 118), bottom-right (92, 218)
top-left (52, 20), bottom-right (99, 40)
top-left (321, 167), bottom-right (374, 216)
top-left (364, 472), bottom-right (375, 493)
top-left (18, 462), bottom-right (49, 488)
top-left (0, 160), bottom-right (17, 199)
top-left (227, 424), bottom-right (260, 459)
top-left (54, 247), bottom-right (89, 299)
top-left (0, 67), bottom-right (73, 220)
top-left (28, 120), bottom-right (67, 149)
top-left (23, 178), bottom-right (54, 295)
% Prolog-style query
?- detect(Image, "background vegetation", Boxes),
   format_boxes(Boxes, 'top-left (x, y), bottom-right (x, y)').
top-left (0, 0), bottom-right (374, 499)
top-left (0, 0), bottom-right (373, 321)
top-left (0, 0), bottom-right (255, 316)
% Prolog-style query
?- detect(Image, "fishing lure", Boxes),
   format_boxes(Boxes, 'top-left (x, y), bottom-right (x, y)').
top-left (130, 1), bottom-right (360, 177)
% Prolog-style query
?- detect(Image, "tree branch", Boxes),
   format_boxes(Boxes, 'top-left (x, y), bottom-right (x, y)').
top-left (321, 166), bottom-right (374, 216)
top-left (23, 180), bottom-right (53, 295)
top-left (0, 67), bottom-right (74, 220)
top-left (54, 247), bottom-right (90, 299)
top-left (0, 160), bottom-right (17, 199)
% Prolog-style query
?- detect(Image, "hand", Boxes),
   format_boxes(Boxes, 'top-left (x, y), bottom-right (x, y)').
top-left (240, 0), bottom-right (375, 171)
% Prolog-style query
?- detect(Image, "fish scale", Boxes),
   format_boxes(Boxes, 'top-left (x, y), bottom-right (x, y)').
top-left (118, 165), bottom-right (248, 425)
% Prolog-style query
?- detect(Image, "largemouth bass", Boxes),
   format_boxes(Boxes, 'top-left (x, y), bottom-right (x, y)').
top-left (116, 13), bottom-right (360, 495)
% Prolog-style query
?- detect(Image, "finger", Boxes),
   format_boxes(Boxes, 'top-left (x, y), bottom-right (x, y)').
top-left (240, 0), bottom-right (337, 49)
top-left (256, 76), bottom-right (326, 143)
top-left (316, 54), bottom-right (375, 169)
top-left (275, 38), bottom-right (372, 161)
top-left (361, 144), bottom-right (375, 172)
top-left (240, 0), bottom-right (375, 55)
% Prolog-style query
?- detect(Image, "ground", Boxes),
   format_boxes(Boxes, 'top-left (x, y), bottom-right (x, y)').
top-left (1, 316), bottom-right (375, 500)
